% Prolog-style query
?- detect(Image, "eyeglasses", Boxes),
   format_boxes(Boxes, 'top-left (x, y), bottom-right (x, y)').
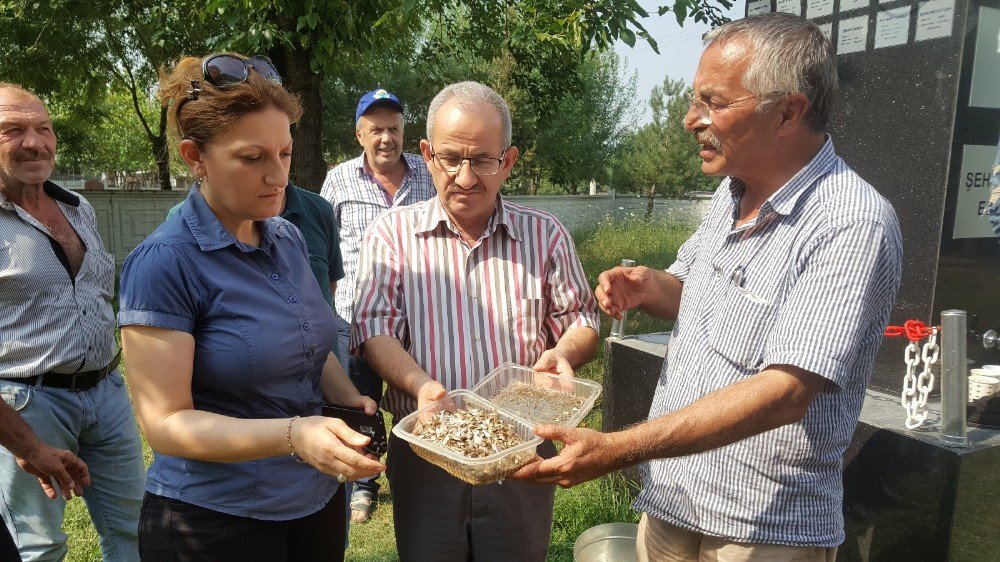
top-left (429, 146), bottom-right (508, 176)
top-left (202, 54), bottom-right (282, 87)
top-left (684, 91), bottom-right (773, 125)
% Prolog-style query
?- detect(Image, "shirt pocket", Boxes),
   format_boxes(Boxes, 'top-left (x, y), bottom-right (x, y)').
top-left (508, 297), bottom-right (547, 344)
top-left (505, 274), bottom-right (548, 350)
top-left (708, 286), bottom-right (777, 370)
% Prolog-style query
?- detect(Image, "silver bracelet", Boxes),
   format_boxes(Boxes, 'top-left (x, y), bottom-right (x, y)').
top-left (286, 416), bottom-right (307, 464)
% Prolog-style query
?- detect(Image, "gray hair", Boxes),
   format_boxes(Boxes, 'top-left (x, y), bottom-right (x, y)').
top-left (704, 13), bottom-right (837, 132)
top-left (426, 81), bottom-right (512, 148)
top-left (0, 82), bottom-right (41, 103)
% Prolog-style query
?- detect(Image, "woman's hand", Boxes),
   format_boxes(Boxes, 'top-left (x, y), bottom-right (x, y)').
top-left (291, 416), bottom-right (385, 481)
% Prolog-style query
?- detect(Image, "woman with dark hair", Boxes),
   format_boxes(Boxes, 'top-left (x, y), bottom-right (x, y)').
top-left (117, 53), bottom-right (384, 561)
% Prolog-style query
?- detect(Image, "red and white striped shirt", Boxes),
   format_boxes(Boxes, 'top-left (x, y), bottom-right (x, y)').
top-left (352, 196), bottom-right (599, 418)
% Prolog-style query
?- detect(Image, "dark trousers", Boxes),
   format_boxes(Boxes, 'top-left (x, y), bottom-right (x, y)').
top-left (138, 486), bottom-right (346, 562)
top-left (338, 323), bottom-right (383, 496)
top-left (387, 433), bottom-right (557, 562)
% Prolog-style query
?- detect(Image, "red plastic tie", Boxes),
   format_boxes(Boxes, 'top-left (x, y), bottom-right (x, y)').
top-left (884, 320), bottom-right (934, 342)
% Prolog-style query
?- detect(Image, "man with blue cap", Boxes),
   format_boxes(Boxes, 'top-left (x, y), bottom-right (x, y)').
top-left (320, 89), bottom-right (435, 523)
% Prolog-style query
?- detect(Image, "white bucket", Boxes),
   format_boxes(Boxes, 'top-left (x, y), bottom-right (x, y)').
top-left (574, 522), bottom-right (638, 562)
top-left (968, 369), bottom-right (1000, 402)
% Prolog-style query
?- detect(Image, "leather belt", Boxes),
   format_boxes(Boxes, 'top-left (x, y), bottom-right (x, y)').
top-left (1, 350), bottom-right (121, 391)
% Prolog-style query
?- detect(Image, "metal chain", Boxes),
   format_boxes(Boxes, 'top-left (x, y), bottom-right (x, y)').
top-left (901, 340), bottom-right (924, 429)
top-left (916, 328), bottom-right (939, 408)
top-left (900, 327), bottom-right (939, 429)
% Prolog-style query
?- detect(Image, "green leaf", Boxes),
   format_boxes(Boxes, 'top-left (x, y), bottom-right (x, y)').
top-left (674, 0), bottom-right (689, 25)
top-left (620, 28), bottom-right (635, 47)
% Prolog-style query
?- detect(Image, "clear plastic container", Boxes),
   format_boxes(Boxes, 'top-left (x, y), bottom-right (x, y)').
top-left (470, 362), bottom-right (602, 427)
top-left (392, 390), bottom-right (541, 485)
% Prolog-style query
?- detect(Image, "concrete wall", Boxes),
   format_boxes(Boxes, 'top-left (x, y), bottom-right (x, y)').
top-left (81, 190), bottom-right (187, 270)
top-left (78, 189), bottom-right (712, 269)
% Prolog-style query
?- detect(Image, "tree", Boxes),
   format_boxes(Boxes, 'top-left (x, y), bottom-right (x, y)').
top-left (208, 0), bottom-right (668, 192)
top-left (205, 0), bottom-right (398, 191)
top-left (48, 91), bottom-right (158, 187)
top-left (2, 0), bottom-right (728, 193)
top-left (316, 5), bottom-right (642, 197)
top-left (0, 0), bottom-right (215, 189)
top-left (611, 75), bottom-right (715, 218)
top-left (532, 51), bottom-right (637, 194)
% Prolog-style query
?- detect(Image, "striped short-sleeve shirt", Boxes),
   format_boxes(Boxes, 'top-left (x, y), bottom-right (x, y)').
top-left (634, 138), bottom-right (903, 547)
top-left (351, 196), bottom-right (600, 419)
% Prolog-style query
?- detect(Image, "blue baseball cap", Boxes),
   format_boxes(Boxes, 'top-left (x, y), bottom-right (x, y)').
top-left (355, 89), bottom-right (403, 123)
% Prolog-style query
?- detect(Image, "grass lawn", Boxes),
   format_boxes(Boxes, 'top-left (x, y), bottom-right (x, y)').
top-left (60, 217), bottom-right (692, 561)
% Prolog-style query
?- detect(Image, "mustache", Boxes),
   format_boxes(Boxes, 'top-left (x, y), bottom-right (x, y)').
top-left (15, 149), bottom-right (53, 162)
top-left (446, 183), bottom-right (482, 193)
top-left (696, 131), bottom-right (721, 150)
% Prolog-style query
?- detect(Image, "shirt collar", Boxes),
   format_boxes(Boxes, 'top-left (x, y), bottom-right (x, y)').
top-left (181, 185), bottom-right (285, 252)
top-left (415, 196), bottom-right (521, 242)
top-left (728, 135), bottom-right (837, 220)
top-left (356, 152), bottom-right (411, 179)
top-left (0, 180), bottom-right (80, 210)
top-left (44, 181), bottom-right (80, 207)
top-left (280, 184), bottom-right (302, 220)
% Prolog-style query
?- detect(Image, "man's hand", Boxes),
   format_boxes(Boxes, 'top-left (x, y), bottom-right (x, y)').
top-left (16, 445), bottom-right (91, 500)
top-left (416, 379), bottom-right (447, 411)
top-left (595, 266), bottom-right (654, 319)
top-left (509, 425), bottom-right (626, 488)
top-left (532, 349), bottom-right (574, 378)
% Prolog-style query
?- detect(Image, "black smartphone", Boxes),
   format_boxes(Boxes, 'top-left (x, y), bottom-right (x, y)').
top-left (321, 404), bottom-right (388, 458)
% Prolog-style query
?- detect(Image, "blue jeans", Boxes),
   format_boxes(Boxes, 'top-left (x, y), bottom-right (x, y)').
top-left (0, 370), bottom-right (145, 562)
top-left (337, 319), bottom-right (382, 499)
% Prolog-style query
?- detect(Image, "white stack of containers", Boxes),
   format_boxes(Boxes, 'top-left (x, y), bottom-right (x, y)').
top-left (393, 363), bottom-right (603, 485)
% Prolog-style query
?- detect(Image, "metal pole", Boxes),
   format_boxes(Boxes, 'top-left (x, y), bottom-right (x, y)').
top-left (608, 259), bottom-right (636, 339)
top-left (940, 310), bottom-right (968, 447)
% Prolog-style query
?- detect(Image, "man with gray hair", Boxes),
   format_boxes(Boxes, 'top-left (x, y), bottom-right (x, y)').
top-left (352, 81), bottom-right (599, 560)
top-left (513, 13), bottom-right (902, 561)
top-left (0, 83), bottom-right (144, 561)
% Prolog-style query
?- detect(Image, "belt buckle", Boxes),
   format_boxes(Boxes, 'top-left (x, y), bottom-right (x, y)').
top-left (67, 373), bottom-right (81, 391)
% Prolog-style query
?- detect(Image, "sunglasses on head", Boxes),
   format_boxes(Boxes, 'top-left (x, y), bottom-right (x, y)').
top-left (176, 54), bottom-right (283, 130)
top-left (202, 54), bottom-right (282, 87)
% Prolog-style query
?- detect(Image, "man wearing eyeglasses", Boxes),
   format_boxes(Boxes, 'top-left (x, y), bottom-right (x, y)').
top-left (351, 81), bottom-right (599, 561)
top-left (513, 14), bottom-right (903, 562)
top-left (0, 84), bottom-right (144, 561)
top-left (320, 88), bottom-right (436, 523)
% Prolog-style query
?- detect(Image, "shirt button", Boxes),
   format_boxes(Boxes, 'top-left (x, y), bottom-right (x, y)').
top-left (306, 351), bottom-right (314, 358)
top-left (289, 295), bottom-right (298, 303)
top-left (303, 323), bottom-right (311, 331)
top-left (271, 273), bottom-right (279, 280)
